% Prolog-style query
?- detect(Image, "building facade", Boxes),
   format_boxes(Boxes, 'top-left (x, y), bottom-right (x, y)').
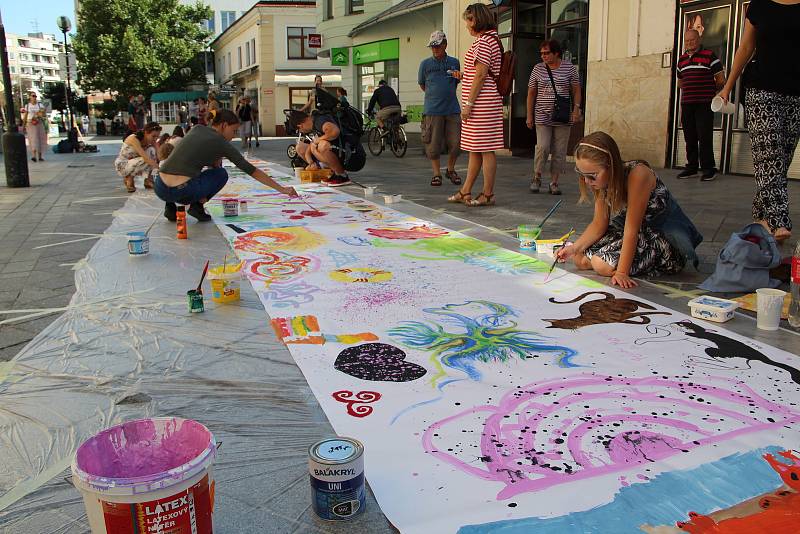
top-left (211, 0), bottom-right (339, 136)
top-left (5, 33), bottom-right (66, 95)
top-left (315, 0), bottom-right (444, 132)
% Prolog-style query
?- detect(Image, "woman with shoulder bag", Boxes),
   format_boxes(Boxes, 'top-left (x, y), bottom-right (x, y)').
top-left (526, 39), bottom-right (582, 195)
top-left (22, 93), bottom-right (48, 162)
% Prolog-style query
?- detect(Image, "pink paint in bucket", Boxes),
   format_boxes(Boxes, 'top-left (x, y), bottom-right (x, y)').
top-left (71, 417), bottom-right (216, 534)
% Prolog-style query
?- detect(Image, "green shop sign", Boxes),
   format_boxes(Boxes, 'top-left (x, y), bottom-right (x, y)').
top-left (331, 48), bottom-right (349, 66)
top-left (352, 39), bottom-right (399, 65)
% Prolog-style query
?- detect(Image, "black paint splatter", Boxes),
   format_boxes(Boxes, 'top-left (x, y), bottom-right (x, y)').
top-left (335, 343), bottom-right (427, 382)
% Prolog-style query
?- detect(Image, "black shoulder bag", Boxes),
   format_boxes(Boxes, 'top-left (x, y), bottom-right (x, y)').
top-left (545, 64), bottom-right (572, 124)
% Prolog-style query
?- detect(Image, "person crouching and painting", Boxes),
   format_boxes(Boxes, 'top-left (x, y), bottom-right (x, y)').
top-left (556, 131), bottom-right (702, 289)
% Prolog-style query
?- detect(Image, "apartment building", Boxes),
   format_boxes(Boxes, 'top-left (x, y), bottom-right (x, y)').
top-left (5, 32), bottom-right (66, 94)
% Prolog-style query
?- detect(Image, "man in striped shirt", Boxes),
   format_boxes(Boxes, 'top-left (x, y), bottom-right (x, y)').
top-left (677, 29), bottom-right (725, 181)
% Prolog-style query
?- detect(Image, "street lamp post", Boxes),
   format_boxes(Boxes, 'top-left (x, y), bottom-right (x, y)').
top-left (56, 16), bottom-right (73, 137)
top-left (0, 10), bottom-right (30, 187)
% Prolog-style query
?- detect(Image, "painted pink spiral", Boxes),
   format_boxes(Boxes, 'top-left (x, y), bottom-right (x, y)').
top-left (422, 374), bottom-right (800, 499)
top-left (333, 390), bottom-right (382, 418)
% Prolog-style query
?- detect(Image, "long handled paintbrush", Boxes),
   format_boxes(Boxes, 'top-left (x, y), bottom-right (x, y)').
top-left (537, 199), bottom-right (563, 231)
top-left (196, 260), bottom-right (210, 293)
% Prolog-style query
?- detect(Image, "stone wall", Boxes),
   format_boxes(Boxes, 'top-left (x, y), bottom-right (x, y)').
top-left (584, 53), bottom-right (672, 167)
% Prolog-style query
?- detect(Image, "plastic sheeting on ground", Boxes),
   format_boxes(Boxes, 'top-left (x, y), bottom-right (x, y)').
top-left (3, 159), bottom-right (800, 534)
top-left (0, 164), bottom-right (394, 533)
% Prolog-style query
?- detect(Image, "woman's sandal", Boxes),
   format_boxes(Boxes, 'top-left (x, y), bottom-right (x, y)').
top-left (447, 190), bottom-right (471, 204)
top-left (431, 175), bottom-right (442, 187)
top-left (467, 193), bottom-right (495, 207)
top-left (124, 176), bottom-right (136, 193)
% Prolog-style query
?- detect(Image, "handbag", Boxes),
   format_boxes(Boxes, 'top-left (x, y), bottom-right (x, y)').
top-left (545, 64), bottom-right (572, 124)
top-left (698, 223), bottom-right (782, 293)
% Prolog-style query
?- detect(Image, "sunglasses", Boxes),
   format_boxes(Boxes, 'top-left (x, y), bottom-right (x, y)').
top-left (540, 50), bottom-right (552, 56)
top-left (575, 167), bottom-right (603, 182)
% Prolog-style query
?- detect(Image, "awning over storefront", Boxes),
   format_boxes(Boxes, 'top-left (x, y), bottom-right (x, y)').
top-left (348, 0), bottom-right (442, 37)
top-left (274, 71), bottom-right (342, 86)
top-left (149, 90), bottom-right (208, 103)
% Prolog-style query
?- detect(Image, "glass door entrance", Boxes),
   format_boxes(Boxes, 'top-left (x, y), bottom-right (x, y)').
top-left (673, 0), bottom-right (799, 178)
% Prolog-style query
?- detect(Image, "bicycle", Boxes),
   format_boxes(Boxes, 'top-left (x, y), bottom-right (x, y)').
top-left (367, 112), bottom-right (408, 158)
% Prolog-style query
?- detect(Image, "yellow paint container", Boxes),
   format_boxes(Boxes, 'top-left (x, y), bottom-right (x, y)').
top-left (208, 262), bottom-right (243, 304)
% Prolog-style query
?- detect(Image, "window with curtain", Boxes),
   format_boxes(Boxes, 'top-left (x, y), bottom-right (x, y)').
top-left (287, 27), bottom-right (318, 59)
top-left (203, 12), bottom-right (215, 34)
top-left (245, 42), bottom-right (251, 66)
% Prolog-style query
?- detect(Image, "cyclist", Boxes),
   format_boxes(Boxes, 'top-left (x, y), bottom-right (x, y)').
top-left (287, 109), bottom-right (366, 187)
top-left (366, 80), bottom-right (401, 130)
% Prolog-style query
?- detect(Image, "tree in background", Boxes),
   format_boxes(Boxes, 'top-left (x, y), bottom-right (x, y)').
top-left (72, 0), bottom-right (211, 97)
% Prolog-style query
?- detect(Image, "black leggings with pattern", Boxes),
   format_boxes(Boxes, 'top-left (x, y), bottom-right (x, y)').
top-left (746, 88), bottom-right (800, 232)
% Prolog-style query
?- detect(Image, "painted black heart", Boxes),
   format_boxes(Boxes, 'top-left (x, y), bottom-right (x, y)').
top-left (335, 343), bottom-right (427, 382)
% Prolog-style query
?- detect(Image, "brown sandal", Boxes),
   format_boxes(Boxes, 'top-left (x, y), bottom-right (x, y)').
top-left (124, 176), bottom-right (136, 193)
top-left (467, 193), bottom-right (495, 207)
top-left (446, 169), bottom-right (462, 185)
top-left (431, 175), bottom-right (442, 187)
top-left (447, 190), bottom-right (471, 204)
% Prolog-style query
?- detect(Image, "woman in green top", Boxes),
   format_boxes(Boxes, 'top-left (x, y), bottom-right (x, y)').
top-left (156, 109), bottom-right (297, 221)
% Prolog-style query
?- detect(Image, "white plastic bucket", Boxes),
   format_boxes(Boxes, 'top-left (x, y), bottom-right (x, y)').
top-left (71, 417), bottom-right (217, 534)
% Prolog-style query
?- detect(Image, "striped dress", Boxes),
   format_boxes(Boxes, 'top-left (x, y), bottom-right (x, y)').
top-left (460, 30), bottom-right (504, 152)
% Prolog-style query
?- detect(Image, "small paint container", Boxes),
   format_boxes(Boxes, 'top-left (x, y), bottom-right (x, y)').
top-left (309, 437), bottom-right (365, 521)
top-left (187, 290), bottom-right (204, 313)
top-left (517, 225), bottom-right (541, 249)
top-left (688, 295), bottom-right (739, 323)
top-left (221, 198), bottom-right (239, 217)
top-left (383, 195), bottom-right (394, 204)
top-left (363, 186), bottom-right (376, 196)
top-left (239, 200), bottom-right (248, 213)
top-left (127, 231), bottom-right (149, 256)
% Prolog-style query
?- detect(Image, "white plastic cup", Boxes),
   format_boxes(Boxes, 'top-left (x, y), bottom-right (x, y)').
top-left (711, 96), bottom-right (735, 114)
top-left (364, 186), bottom-right (376, 196)
top-left (756, 288), bottom-right (786, 330)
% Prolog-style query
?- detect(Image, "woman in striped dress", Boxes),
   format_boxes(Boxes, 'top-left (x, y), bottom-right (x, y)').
top-left (448, 3), bottom-right (503, 207)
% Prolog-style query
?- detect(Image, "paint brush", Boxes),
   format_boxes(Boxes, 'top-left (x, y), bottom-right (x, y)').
top-left (196, 260), bottom-right (210, 293)
top-left (543, 253), bottom-right (560, 283)
top-left (537, 199), bottom-right (563, 231)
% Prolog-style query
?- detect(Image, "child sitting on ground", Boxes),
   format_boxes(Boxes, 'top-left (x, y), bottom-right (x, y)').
top-left (157, 141), bottom-right (175, 162)
top-left (556, 131), bottom-right (702, 289)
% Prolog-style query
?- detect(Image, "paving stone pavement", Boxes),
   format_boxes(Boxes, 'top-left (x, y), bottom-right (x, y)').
top-left (2, 135), bottom-right (798, 362)
top-left (0, 144), bottom-right (129, 361)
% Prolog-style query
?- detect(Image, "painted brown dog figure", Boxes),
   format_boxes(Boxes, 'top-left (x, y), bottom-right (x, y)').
top-left (544, 291), bottom-right (670, 330)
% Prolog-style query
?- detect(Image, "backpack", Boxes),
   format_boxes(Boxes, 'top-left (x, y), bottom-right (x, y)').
top-left (488, 34), bottom-right (517, 97)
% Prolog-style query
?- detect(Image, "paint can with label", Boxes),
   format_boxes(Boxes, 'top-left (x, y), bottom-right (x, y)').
top-left (126, 231), bottom-right (149, 256)
top-left (308, 437), bottom-right (365, 521)
top-left (187, 290), bottom-right (204, 313)
top-left (239, 200), bottom-right (248, 213)
top-left (221, 198), bottom-right (239, 217)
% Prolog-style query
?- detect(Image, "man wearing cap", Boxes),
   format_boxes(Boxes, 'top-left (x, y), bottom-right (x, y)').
top-left (418, 30), bottom-right (462, 187)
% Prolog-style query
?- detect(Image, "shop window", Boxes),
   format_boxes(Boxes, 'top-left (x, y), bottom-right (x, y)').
top-left (153, 102), bottom-right (177, 123)
top-left (290, 88), bottom-right (311, 110)
top-left (221, 11), bottom-right (236, 31)
top-left (348, 0), bottom-right (364, 15)
top-left (323, 0), bottom-right (334, 20)
top-left (357, 60), bottom-right (399, 113)
top-left (549, 0), bottom-right (587, 24)
top-left (287, 27), bottom-right (318, 60)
